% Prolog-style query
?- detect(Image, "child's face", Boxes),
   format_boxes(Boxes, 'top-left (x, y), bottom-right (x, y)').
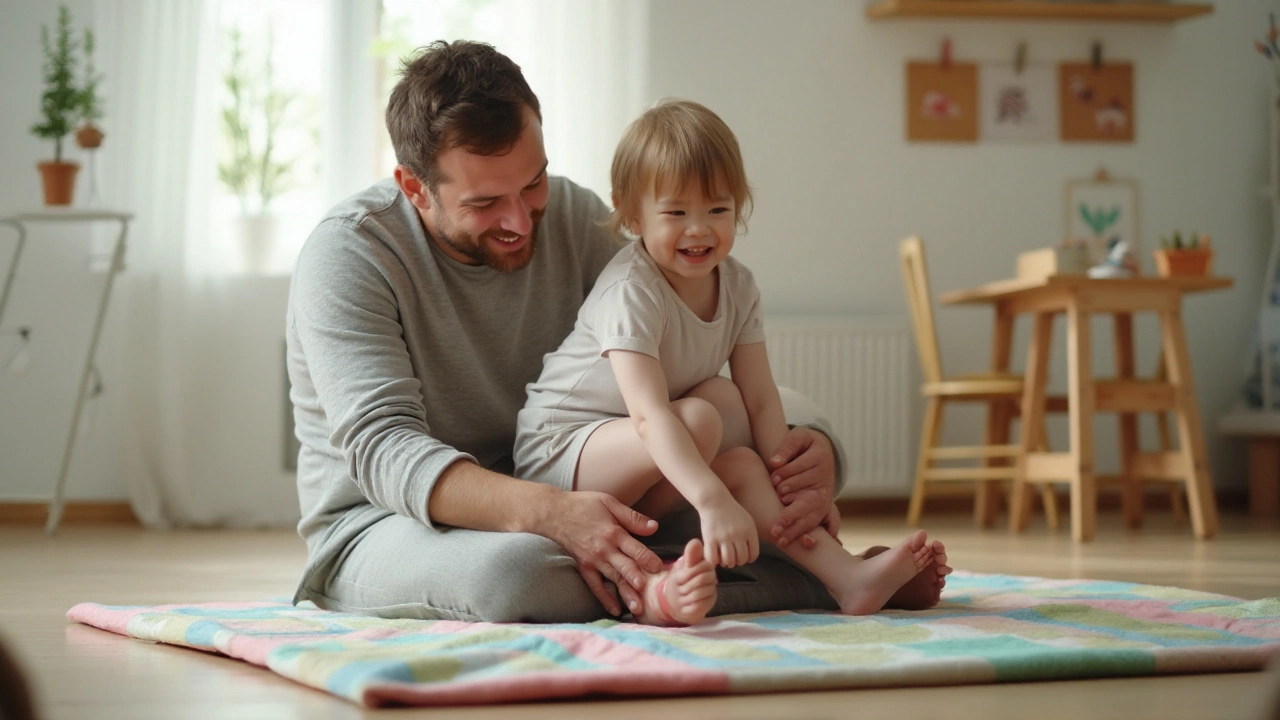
top-left (632, 182), bottom-right (736, 285)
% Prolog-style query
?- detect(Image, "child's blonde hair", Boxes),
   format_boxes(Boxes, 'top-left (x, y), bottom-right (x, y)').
top-left (608, 99), bottom-right (754, 238)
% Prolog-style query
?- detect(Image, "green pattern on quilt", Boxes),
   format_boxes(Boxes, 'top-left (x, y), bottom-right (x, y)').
top-left (498, 654), bottom-right (565, 675)
top-left (920, 637), bottom-right (1156, 680)
top-left (1199, 598), bottom-right (1280, 619)
top-left (288, 641), bottom-right (464, 683)
top-left (798, 646), bottom-right (901, 666)
top-left (409, 657), bottom-right (465, 683)
top-left (798, 619), bottom-right (931, 644)
top-left (1034, 604), bottom-right (1230, 642)
top-left (423, 627), bottom-right (528, 650)
top-left (654, 633), bottom-right (781, 661)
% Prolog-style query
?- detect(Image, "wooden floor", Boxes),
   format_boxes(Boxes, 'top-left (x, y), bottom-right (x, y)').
top-left (2, 511), bottom-right (1279, 720)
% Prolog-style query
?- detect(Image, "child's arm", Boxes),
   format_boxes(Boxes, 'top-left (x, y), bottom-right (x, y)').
top-left (608, 349), bottom-right (759, 567)
top-left (728, 341), bottom-right (788, 461)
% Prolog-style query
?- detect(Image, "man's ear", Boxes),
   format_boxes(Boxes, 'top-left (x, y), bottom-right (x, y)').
top-left (394, 165), bottom-right (432, 212)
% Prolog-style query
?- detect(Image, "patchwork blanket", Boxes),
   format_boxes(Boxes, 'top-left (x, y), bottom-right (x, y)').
top-left (67, 572), bottom-right (1280, 707)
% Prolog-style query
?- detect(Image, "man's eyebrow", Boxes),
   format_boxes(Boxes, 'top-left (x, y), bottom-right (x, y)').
top-left (459, 162), bottom-right (549, 205)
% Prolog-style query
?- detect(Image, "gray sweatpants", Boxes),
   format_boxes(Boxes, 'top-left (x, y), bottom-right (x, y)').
top-left (308, 508), bottom-right (838, 622)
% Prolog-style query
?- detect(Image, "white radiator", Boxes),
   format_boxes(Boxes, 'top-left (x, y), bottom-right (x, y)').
top-left (762, 316), bottom-right (916, 498)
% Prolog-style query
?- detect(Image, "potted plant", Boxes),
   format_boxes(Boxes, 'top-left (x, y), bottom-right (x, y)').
top-left (218, 25), bottom-right (299, 272)
top-left (74, 27), bottom-right (105, 150)
top-left (30, 5), bottom-right (83, 205)
top-left (1154, 231), bottom-right (1214, 277)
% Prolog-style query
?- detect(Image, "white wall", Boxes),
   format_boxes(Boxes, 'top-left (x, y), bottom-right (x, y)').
top-left (646, 0), bottom-right (1274, 491)
top-left (0, 0), bottom-right (1272, 504)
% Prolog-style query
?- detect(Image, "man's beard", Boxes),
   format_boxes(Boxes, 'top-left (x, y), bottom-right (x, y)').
top-left (435, 209), bottom-right (544, 273)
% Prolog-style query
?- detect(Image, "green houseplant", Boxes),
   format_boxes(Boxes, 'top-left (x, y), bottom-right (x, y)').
top-left (218, 25), bottom-right (297, 217)
top-left (74, 27), bottom-right (105, 150)
top-left (30, 5), bottom-right (83, 205)
top-left (218, 25), bottom-right (303, 272)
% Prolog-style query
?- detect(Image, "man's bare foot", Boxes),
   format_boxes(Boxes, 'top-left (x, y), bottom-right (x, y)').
top-left (633, 539), bottom-right (717, 626)
top-left (863, 540), bottom-right (952, 611)
top-left (828, 530), bottom-right (934, 616)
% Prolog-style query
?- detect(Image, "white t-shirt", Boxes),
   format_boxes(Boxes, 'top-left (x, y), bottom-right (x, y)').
top-left (514, 239), bottom-right (765, 488)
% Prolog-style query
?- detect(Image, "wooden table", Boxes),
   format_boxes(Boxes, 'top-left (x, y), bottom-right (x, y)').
top-left (939, 275), bottom-right (1233, 541)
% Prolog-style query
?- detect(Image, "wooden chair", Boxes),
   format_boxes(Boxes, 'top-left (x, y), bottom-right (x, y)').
top-left (899, 236), bottom-right (1060, 528)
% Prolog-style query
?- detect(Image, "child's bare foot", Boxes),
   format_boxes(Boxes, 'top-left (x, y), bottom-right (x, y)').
top-left (862, 540), bottom-right (952, 610)
top-left (828, 530), bottom-right (933, 616)
top-left (633, 539), bottom-right (717, 626)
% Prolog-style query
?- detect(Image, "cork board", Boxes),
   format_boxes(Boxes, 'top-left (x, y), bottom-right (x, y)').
top-left (906, 61), bottom-right (979, 143)
top-left (1058, 62), bottom-right (1134, 142)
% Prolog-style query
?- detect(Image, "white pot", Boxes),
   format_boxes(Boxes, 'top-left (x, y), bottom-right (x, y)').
top-left (236, 214), bottom-right (280, 274)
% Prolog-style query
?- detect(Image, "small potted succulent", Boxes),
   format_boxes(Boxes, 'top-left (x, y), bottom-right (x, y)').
top-left (30, 5), bottom-right (83, 205)
top-left (1154, 231), bottom-right (1214, 277)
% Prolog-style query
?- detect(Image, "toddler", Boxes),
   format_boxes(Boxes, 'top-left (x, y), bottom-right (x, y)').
top-left (515, 99), bottom-right (945, 625)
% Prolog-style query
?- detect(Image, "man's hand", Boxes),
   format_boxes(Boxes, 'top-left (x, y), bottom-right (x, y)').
top-left (766, 427), bottom-right (838, 548)
top-left (537, 490), bottom-right (663, 617)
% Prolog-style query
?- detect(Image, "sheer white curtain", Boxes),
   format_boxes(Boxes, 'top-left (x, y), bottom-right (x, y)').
top-left (97, 0), bottom-right (649, 528)
top-left (98, 0), bottom-right (298, 527)
top-left (503, 0), bottom-right (649, 200)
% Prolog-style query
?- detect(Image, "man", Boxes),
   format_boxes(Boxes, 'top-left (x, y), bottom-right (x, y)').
top-left (287, 40), bottom-right (936, 622)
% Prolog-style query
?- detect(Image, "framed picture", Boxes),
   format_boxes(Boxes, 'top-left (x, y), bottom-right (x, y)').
top-left (1065, 168), bottom-right (1141, 270)
top-left (906, 61), bottom-right (978, 142)
top-left (1059, 62), bottom-right (1135, 142)
top-left (980, 64), bottom-right (1057, 143)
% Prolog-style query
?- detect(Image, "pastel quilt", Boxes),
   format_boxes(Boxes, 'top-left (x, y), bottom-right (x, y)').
top-left (67, 572), bottom-right (1280, 708)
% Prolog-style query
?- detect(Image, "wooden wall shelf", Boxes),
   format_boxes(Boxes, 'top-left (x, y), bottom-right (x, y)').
top-left (866, 1), bottom-right (1214, 23)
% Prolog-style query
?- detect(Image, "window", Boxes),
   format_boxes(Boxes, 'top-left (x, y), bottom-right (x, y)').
top-left (212, 0), bottom-right (324, 276)
top-left (204, 0), bottom-right (645, 276)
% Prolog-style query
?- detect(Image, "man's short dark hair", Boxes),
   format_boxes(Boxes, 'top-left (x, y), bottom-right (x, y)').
top-left (386, 40), bottom-right (541, 190)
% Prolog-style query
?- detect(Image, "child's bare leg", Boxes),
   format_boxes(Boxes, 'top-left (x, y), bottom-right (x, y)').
top-left (711, 447), bottom-right (934, 615)
top-left (576, 396), bottom-right (722, 506)
top-left (862, 543), bottom-right (952, 610)
top-left (575, 398), bottom-right (724, 624)
top-left (630, 538), bottom-right (718, 626)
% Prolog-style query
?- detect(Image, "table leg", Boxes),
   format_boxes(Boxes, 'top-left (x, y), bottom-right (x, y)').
top-left (1067, 303), bottom-right (1097, 542)
top-left (1113, 313), bottom-right (1142, 528)
top-left (1012, 312), bottom-right (1053, 533)
top-left (976, 306), bottom-right (1015, 527)
top-left (46, 220), bottom-right (129, 535)
top-left (0, 220), bottom-right (28, 329)
top-left (1159, 303), bottom-right (1219, 539)
top-left (1251, 438), bottom-right (1280, 517)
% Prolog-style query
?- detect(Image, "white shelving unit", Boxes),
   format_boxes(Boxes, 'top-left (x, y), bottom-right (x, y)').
top-left (0, 209), bottom-right (133, 533)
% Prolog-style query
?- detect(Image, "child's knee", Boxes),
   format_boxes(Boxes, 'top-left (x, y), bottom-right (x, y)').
top-left (671, 397), bottom-right (723, 460)
top-left (711, 446), bottom-right (767, 492)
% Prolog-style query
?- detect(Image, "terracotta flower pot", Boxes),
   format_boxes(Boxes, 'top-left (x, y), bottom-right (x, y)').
top-left (75, 123), bottom-right (105, 149)
top-left (1153, 247), bottom-right (1214, 277)
top-left (37, 161), bottom-right (80, 206)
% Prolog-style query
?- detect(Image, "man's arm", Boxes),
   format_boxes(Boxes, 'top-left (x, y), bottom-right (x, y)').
top-left (765, 387), bottom-right (847, 547)
top-left (429, 461), bottom-right (663, 616)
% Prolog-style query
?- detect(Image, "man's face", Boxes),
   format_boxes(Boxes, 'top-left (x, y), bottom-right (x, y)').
top-left (418, 106), bottom-right (550, 273)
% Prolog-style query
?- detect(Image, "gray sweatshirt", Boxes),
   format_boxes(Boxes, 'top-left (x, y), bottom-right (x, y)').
top-left (286, 176), bottom-right (619, 599)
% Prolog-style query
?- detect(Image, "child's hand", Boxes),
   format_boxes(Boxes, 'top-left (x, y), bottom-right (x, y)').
top-left (698, 497), bottom-right (759, 567)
